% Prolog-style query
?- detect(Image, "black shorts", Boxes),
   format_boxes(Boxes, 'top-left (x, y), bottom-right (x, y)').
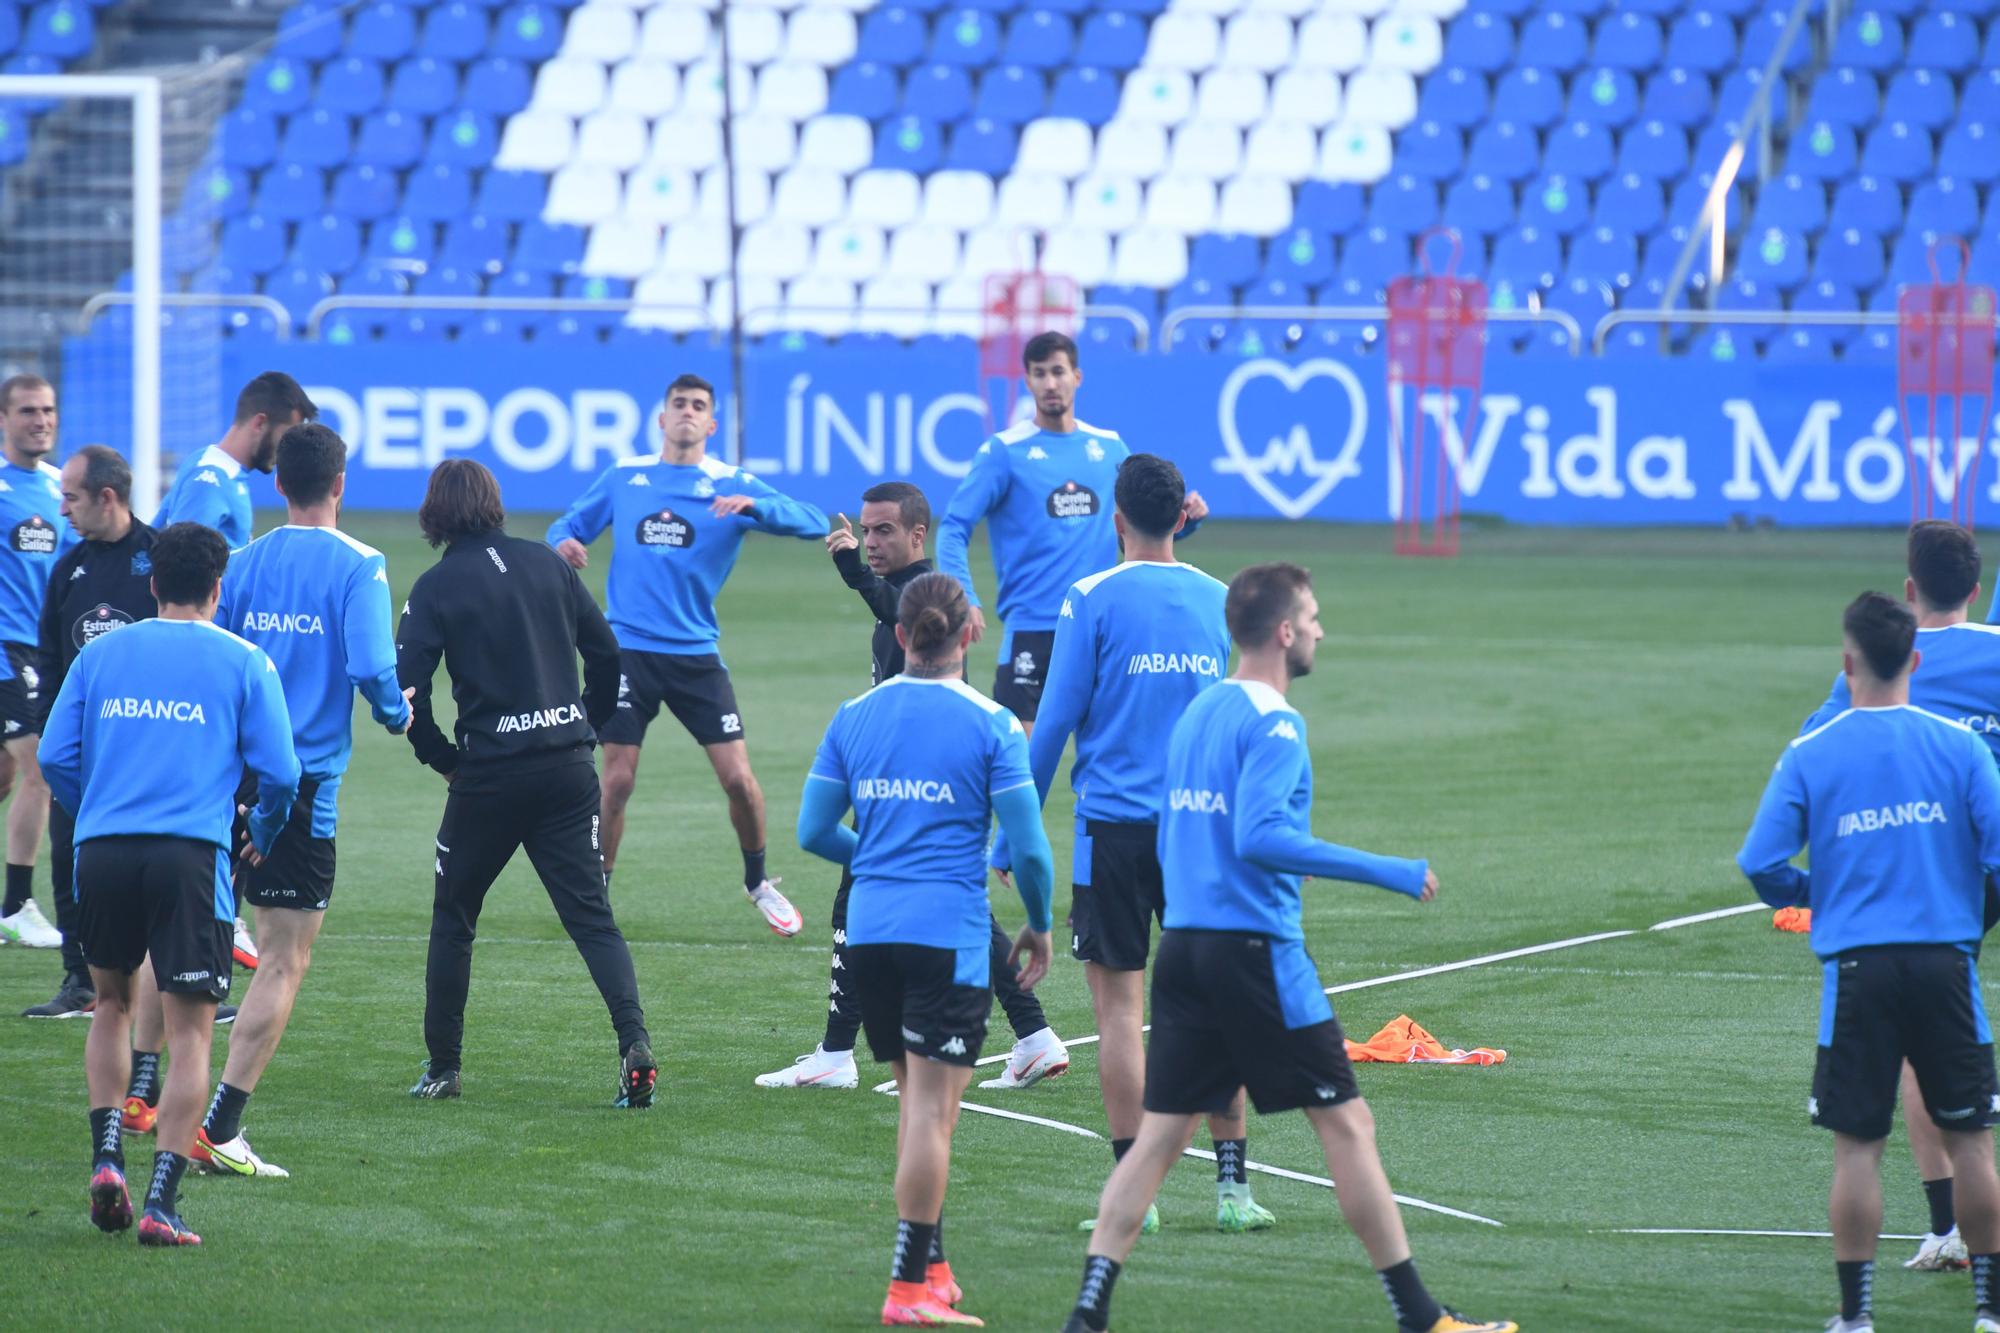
top-left (993, 629), bottom-right (1055, 721)
top-left (1144, 929), bottom-right (1359, 1117)
top-left (76, 835), bottom-right (233, 1002)
top-left (1812, 944), bottom-right (2000, 1140)
top-left (847, 941), bottom-right (990, 1067)
top-left (599, 649), bottom-right (744, 748)
top-left (236, 778), bottom-right (335, 912)
top-left (0, 641), bottom-right (41, 739)
top-left (1070, 820), bottom-right (1163, 971)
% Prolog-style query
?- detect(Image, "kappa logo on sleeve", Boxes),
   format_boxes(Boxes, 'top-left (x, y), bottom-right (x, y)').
top-left (1268, 719), bottom-right (1300, 742)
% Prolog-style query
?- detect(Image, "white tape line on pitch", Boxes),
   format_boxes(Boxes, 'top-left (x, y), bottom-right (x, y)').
top-left (1649, 902), bottom-right (1769, 932)
top-left (1603, 1228), bottom-right (1926, 1241)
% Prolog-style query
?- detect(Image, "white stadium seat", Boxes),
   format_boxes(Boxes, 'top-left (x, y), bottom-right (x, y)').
top-left (562, 5), bottom-right (637, 61)
top-left (710, 275), bottom-right (784, 333)
top-left (680, 60), bottom-right (757, 119)
top-left (1297, 14), bottom-right (1368, 70)
top-left (847, 169), bottom-right (921, 228)
top-left (962, 226), bottom-right (1034, 280)
top-left (1221, 13), bottom-right (1294, 72)
top-left (531, 57), bottom-right (607, 118)
top-left (1070, 172), bottom-right (1142, 230)
top-left (885, 224), bottom-right (962, 283)
top-left (649, 113), bottom-right (723, 171)
top-left (1195, 69), bottom-right (1269, 128)
top-left (996, 171), bottom-right (1069, 228)
top-left (1369, 14), bottom-right (1443, 71)
top-left (772, 166), bottom-right (848, 227)
top-left (1040, 226), bottom-right (1111, 287)
top-left (754, 61), bottom-right (829, 122)
top-left (1094, 120), bottom-right (1167, 179)
top-left (725, 6), bottom-right (785, 64)
top-left (1317, 121), bottom-right (1393, 182)
top-left (934, 274), bottom-right (985, 337)
top-left (1248, 0), bottom-right (1317, 15)
top-left (920, 170), bottom-right (996, 230)
top-left (546, 163), bottom-right (622, 224)
top-left (1217, 173), bottom-right (1294, 234)
top-left (1400, 0), bottom-right (1466, 16)
top-left (732, 114), bottom-right (797, 173)
top-left (696, 166), bottom-right (772, 225)
top-left (739, 222), bottom-right (813, 281)
top-left (1111, 227), bottom-right (1188, 287)
top-left (495, 110), bottom-right (575, 172)
top-left (1244, 121), bottom-right (1317, 179)
top-left (582, 217), bottom-right (661, 278)
top-left (812, 223), bottom-right (886, 280)
top-left (784, 6), bottom-right (857, 65)
top-left (627, 271), bottom-right (707, 332)
top-left (1346, 68), bottom-right (1417, 128)
top-left (663, 221), bottom-right (732, 279)
top-left (1271, 68), bottom-right (1344, 126)
top-left (858, 276), bottom-right (933, 337)
top-left (797, 114), bottom-right (873, 173)
top-left (1170, 121), bottom-right (1243, 179)
top-left (640, 7), bottom-right (709, 63)
top-left (1116, 68), bottom-right (1193, 126)
top-left (1016, 119), bottom-right (1094, 179)
top-left (1144, 13), bottom-right (1220, 71)
top-left (783, 275), bottom-right (857, 336)
top-left (1176, 0), bottom-right (1239, 15)
top-left (1142, 174), bottom-right (1216, 232)
top-left (624, 164), bottom-right (697, 225)
top-left (576, 108), bottom-right (649, 170)
top-left (1322, 0), bottom-right (1391, 15)
top-left (609, 60), bottom-right (681, 118)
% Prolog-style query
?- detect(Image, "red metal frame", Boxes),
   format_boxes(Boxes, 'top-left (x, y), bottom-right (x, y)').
top-left (1387, 229), bottom-right (1487, 557)
top-left (980, 269), bottom-right (1078, 430)
top-left (1897, 237), bottom-right (1996, 531)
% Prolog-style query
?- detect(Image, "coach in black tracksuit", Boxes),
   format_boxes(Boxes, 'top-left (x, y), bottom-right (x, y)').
top-left (395, 459), bottom-right (652, 1103)
top-left (24, 446), bottom-right (155, 1012)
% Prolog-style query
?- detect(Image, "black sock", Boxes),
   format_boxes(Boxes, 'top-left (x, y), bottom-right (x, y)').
top-left (1215, 1137), bottom-right (1247, 1186)
top-left (1072, 1255), bottom-right (1122, 1332)
top-left (929, 1210), bottom-right (945, 1264)
top-left (1111, 1137), bottom-right (1134, 1164)
top-left (1974, 1252), bottom-right (1998, 1312)
top-left (891, 1219), bottom-right (936, 1285)
top-left (1378, 1257), bottom-right (1444, 1331)
top-left (1925, 1176), bottom-right (1957, 1235)
top-left (2, 862), bottom-right (29, 916)
top-left (146, 1150), bottom-right (190, 1214)
top-left (127, 1051), bottom-right (161, 1105)
top-left (89, 1106), bottom-right (122, 1169)
top-left (743, 847), bottom-right (767, 892)
top-left (1837, 1259), bottom-right (1874, 1320)
top-left (203, 1081), bottom-right (251, 1143)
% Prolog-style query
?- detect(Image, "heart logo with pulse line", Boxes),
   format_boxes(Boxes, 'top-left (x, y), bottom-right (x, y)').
top-left (1212, 358), bottom-right (1369, 520)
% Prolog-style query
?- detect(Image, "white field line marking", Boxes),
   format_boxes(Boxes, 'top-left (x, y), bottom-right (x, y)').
top-left (1603, 1228), bottom-right (1926, 1241)
top-left (339, 933), bottom-right (812, 953)
top-left (1650, 902), bottom-right (1769, 931)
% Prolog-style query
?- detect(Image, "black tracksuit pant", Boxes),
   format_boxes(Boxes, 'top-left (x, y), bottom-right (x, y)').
top-left (49, 797), bottom-right (84, 980)
top-left (424, 752), bottom-right (648, 1071)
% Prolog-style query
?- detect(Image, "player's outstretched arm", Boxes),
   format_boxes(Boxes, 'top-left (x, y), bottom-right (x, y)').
top-left (240, 649), bottom-right (304, 856)
top-left (344, 556), bottom-right (412, 732)
top-left (797, 775), bottom-right (858, 865)
top-left (726, 472), bottom-right (829, 539)
top-left (395, 573), bottom-right (459, 774)
top-left (994, 593), bottom-right (1093, 873)
top-left (1962, 738), bottom-right (2000, 890)
top-left (35, 657), bottom-right (86, 815)
top-left (827, 517), bottom-right (904, 621)
top-left (1736, 748), bottom-right (1811, 906)
top-left (566, 564), bottom-right (623, 733)
top-left (545, 466), bottom-right (620, 567)
top-left (1232, 714), bottom-right (1429, 897)
top-left (1799, 671), bottom-right (1851, 737)
top-left (937, 440), bottom-right (1011, 615)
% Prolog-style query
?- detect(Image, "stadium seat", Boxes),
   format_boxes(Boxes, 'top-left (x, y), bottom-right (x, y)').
top-left (421, 2), bottom-right (488, 60)
top-left (1569, 68), bottom-right (1639, 127)
top-left (1765, 327), bottom-right (1841, 364)
top-left (1348, 69), bottom-right (1418, 129)
top-left (265, 267), bottom-right (335, 332)
top-left (1881, 67), bottom-right (1954, 131)
top-left (217, 107), bottom-right (279, 170)
top-left (798, 115), bottom-right (872, 173)
top-left (1520, 173), bottom-right (1587, 235)
top-left (1831, 10), bottom-right (1904, 69)
top-left (1736, 226), bottom-right (1809, 289)
top-left (22, 1), bottom-right (90, 59)
top-left (474, 168), bottom-right (543, 223)
top-left (1804, 67), bottom-right (1879, 128)
top-left (828, 60), bottom-right (898, 118)
top-left (848, 168), bottom-right (921, 228)
top-left (639, 6), bottom-right (706, 62)
top-left (1594, 172), bottom-right (1664, 232)
top-left (184, 164), bottom-right (250, 222)
top-left (276, 0), bottom-right (344, 62)
top-left (1664, 11), bottom-right (1734, 72)
top-left (1396, 119), bottom-right (1462, 179)
top-left (1120, 68), bottom-right (1193, 126)
top-left (221, 215), bottom-right (289, 275)
top-left (1640, 68), bottom-right (1711, 128)
top-left (279, 109), bottom-right (352, 168)
top-left (1815, 227), bottom-right (1886, 288)
top-left (428, 110), bottom-right (498, 168)
top-left (387, 57), bottom-right (458, 116)
top-left (975, 64), bottom-right (1044, 124)
top-left (1544, 120), bottom-right (1615, 180)
top-left (1491, 67), bottom-right (1561, 127)
top-left (515, 219), bottom-right (586, 276)
top-left (244, 56), bottom-right (313, 115)
top-left (1147, 12), bottom-right (1220, 70)
top-left (1520, 13), bottom-right (1588, 71)
top-left (857, 6), bottom-right (923, 63)
top-left (347, 2), bottom-right (417, 61)
top-left (563, 4), bottom-right (636, 61)
top-left (495, 109), bottom-right (573, 172)
top-left (696, 167), bottom-right (772, 227)
top-left (406, 161), bottom-right (473, 221)
top-left (885, 223), bottom-right (962, 282)
top-left (1909, 177), bottom-right (1978, 240)
top-left (1077, 12), bottom-right (1145, 69)
top-left (624, 164), bottom-right (696, 226)
top-left (1909, 11), bottom-right (1977, 71)
top-left (1443, 172), bottom-right (1515, 238)
top-left (464, 57), bottom-right (531, 115)
top-left (1341, 226), bottom-right (1410, 296)
top-left (1594, 13), bottom-right (1662, 69)
top-left (1244, 121), bottom-right (1314, 179)
top-left (787, 7), bottom-right (858, 66)
top-left (1940, 122), bottom-right (2000, 184)
top-left (581, 219), bottom-right (659, 279)
top-left (1366, 173), bottom-right (1438, 234)
top-left (627, 272), bottom-right (708, 334)
top-left (1618, 119), bottom-right (1689, 179)
top-left (725, 6), bottom-right (784, 65)
top-left (1859, 120), bottom-right (1933, 183)
top-left (1236, 11), bottom-right (1308, 70)
top-left (1752, 173), bottom-right (1828, 233)
top-left (1717, 68), bottom-right (1789, 130)
top-left (292, 215), bottom-right (362, 275)
top-left (253, 161), bottom-right (325, 222)
top-left (330, 163), bottom-right (397, 220)
top-left (873, 114), bottom-right (943, 173)
top-left (1826, 174), bottom-right (1901, 237)
top-left (1071, 172), bottom-right (1141, 231)
top-left (366, 215), bottom-right (435, 266)
top-left (1786, 121), bottom-right (1858, 180)
top-left (1465, 120), bottom-right (1538, 182)
top-left (905, 63), bottom-right (973, 120)
top-left (533, 56), bottom-right (607, 118)
top-left (1490, 225), bottom-right (1561, 290)
top-left (1415, 66), bottom-right (1486, 128)
top-left (610, 59), bottom-right (681, 120)
top-left (1050, 66), bottom-right (1120, 125)
top-left (931, 8), bottom-right (1001, 65)
top-left (1443, 13), bottom-right (1513, 73)
top-left (354, 108), bottom-right (423, 168)
top-left (944, 114), bottom-right (1019, 172)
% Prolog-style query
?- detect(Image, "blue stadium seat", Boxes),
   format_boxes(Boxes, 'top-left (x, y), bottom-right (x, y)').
top-left (1791, 278), bottom-right (1860, 324)
top-left (1804, 67), bottom-right (1879, 127)
top-left (279, 109), bottom-right (352, 168)
top-left (1295, 181), bottom-right (1364, 233)
top-left (220, 215), bottom-right (287, 274)
top-left (1520, 173), bottom-right (1588, 234)
top-left (1717, 67), bottom-right (1789, 130)
top-left (1002, 11), bottom-right (1072, 68)
top-left (1830, 173), bottom-right (1905, 235)
top-left (1617, 119), bottom-right (1688, 179)
top-left (340, 263), bottom-right (413, 339)
top-left (1881, 67), bottom-right (1954, 129)
top-left (1164, 275), bottom-right (1225, 311)
top-left (1396, 119), bottom-right (1462, 179)
top-left (1909, 177), bottom-right (1978, 238)
top-left (1690, 118), bottom-right (1762, 180)
top-left (1889, 228), bottom-right (1955, 285)
top-left (1522, 324), bottom-right (1577, 358)
top-left (1785, 120), bottom-right (1859, 180)
top-left (243, 56), bottom-right (313, 115)
top-left (1667, 171), bottom-right (1739, 230)
top-left (858, 6), bottom-right (925, 64)
top-left (1964, 70), bottom-right (2000, 127)
top-left (366, 215), bottom-right (435, 266)
top-left (1830, 10), bottom-right (1904, 69)
top-left (405, 161), bottom-right (472, 220)
top-left (560, 274), bottom-right (631, 334)
top-left (0, 107), bottom-right (28, 165)
top-left (1465, 119), bottom-right (1538, 180)
top-left (318, 56), bottom-right (385, 116)
top-left (1859, 120), bottom-right (1933, 182)
top-left (264, 267), bottom-right (334, 332)
top-left (1909, 11), bottom-right (1978, 69)
top-left (330, 163), bottom-right (398, 220)
top-left (514, 219), bottom-right (585, 276)
top-left (253, 160), bottom-right (325, 222)
top-left (1544, 120), bottom-right (1615, 180)
top-left (1366, 174), bottom-right (1439, 234)
top-left (905, 63), bottom-right (973, 120)
top-left (2, 53), bottom-right (63, 117)
top-left (1741, 9), bottom-right (1813, 72)
top-left (1736, 226), bottom-right (1810, 288)
top-left (1260, 229), bottom-right (1335, 285)
top-left (390, 56), bottom-right (461, 115)
top-left (1602, 324), bottom-right (1664, 358)
top-left (1568, 68), bottom-right (1639, 126)
top-left (1442, 13), bottom-right (1514, 74)
top-left (930, 8), bottom-right (1001, 65)
top-left (1664, 12), bottom-right (1734, 72)
top-left (1542, 0), bottom-right (1605, 20)
top-left (874, 113), bottom-right (942, 172)
top-left (276, 0), bottom-right (344, 61)
top-left (439, 214), bottom-right (509, 273)
top-left (1568, 226), bottom-right (1639, 289)
top-left (1545, 275), bottom-right (1615, 332)
top-left (217, 107), bottom-right (279, 169)
top-left (1983, 21), bottom-right (2000, 69)
top-left (292, 215), bottom-right (362, 275)
top-left (1443, 173), bottom-right (1515, 238)
top-left (416, 264), bottom-right (482, 298)
top-left (354, 108), bottom-right (423, 167)
top-left (1078, 320), bottom-right (1138, 354)
top-left (1765, 328), bottom-right (1840, 363)
top-left (428, 110), bottom-right (497, 167)
top-left (944, 116), bottom-right (1013, 172)
top-left (1339, 227), bottom-right (1409, 297)
top-left (1049, 66), bottom-right (1118, 124)
top-left (1752, 173), bottom-right (1828, 233)
top-left (1689, 329), bottom-right (1748, 363)
top-left (1940, 122), bottom-right (2000, 183)
top-left (348, 2), bottom-right (418, 61)
top-left (1815, 227), bottom-right (1887, 288)
top-left (829, 61), bottom-right (899, 119)
top-left (1594, 172), bottom-right (1664, 232)
top-left (1519, 13), bottom-right (1587, 70)
top-left (420, 2), bottom-right (488, 60)
top-left (1416, 67), bottom-right (1487, 128)
top-left (0, 7), bottom-right (21, 58)
top-left (22, 1), bottom-right (91, 59)
top-left (1464, 0), bottom-right (1533, 19)
top-left (1076, 12), bottom-right (1144, 69)
top-left (1638, 226), bottom-right (1698, 286)
top-left (474, 168), bottom-right (543, 221)
top-left (1490, 67), bottom-right (1561, 127)
top-left (1491, 225), bottom-right (1561, 290)
top-left (1089, 284), bottom-right (1161, 324)
top-left (974, 65), bottom-right (1044, 123)
top-left (1593, 13), bottom-right (1663, 68)
top-left (223, 307), bottom-right (284, 344)
top-left (1240, 277), bottom-right (1305, 309)
top-left (1716, 277), bottom-right (1783, 343)
top-left (183, 164), bottom-right (250, 221)
top-left (491, 3), bottom-right (559, 60)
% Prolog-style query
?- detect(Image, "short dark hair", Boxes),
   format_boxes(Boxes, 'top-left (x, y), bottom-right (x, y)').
top-left (0, 373), bottom-right (51, 412)
top-left (898, 571), bottom-right (969, 658)
top-left (1114, 453), bottom-right (1185, 539)
top-left (1845, 590), bottom-right (1918, 681)
top-left (151, 521), bottom-right (229, 605)
top-left (277, 421), bottom-right (347, 507)
top-left (666, 373), bottom-right (715, 409)
top-left (70, 445), bottom-right (131, 505)
top-left (862, 481), bottom-right (930, 533)
top-left (1908, 519), bottom-right (1981, 612)
top-left (1022, 331), bottom-right (1078, 371)
top-left (234, 371), bottom-right (316, 427)
top-left (418, 458), bottom-right (507, 548)
top-left (1226, 562), bottom-right (1314, 648)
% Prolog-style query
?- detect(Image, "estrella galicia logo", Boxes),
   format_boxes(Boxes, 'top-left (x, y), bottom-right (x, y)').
top-left (73, 603), bottom-right (135, 648)
top-left (1046, 480), bottom-right (1099, 520)
top-left (637, 508), bottom-right (695, 548)
top-left (12, 514), bottom-right (56, 555)
top-left (1213, 359), bottom-right (1369, 520)
top-left (130, 550), bottom-right (151, 576)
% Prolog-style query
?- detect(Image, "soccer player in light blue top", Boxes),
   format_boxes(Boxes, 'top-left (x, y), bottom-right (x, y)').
top-left (40, 521), bottom-right (299, 1249)
top-left (797, 570), bottom-right (1054, 1330)
top-left (155, 371), bottom-right (316, 550)
top-left (937, 331), bottom-right (1206, 731)
top-left (549, 372), bottom-right (828, 937)
top-left (1064, 563), bottom-right (1517, 1333)
top-left (193, 422), bottom-right (412, 1180)
top-left (1739, 590), bottom-right (2000, 1333)
top-left (0, 373), bottom-right (77, 952)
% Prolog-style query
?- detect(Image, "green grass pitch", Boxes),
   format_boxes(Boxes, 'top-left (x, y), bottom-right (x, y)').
top-left (0, 516), bottom-right (1972, 1330)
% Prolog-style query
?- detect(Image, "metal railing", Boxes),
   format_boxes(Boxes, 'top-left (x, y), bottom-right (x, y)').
top-left (1159, 303), bottom-right (1584, 355)
top-left (1591, 306), bottom-right (1908, 355)
top-left (80, 289), bottom-right (293, 339)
